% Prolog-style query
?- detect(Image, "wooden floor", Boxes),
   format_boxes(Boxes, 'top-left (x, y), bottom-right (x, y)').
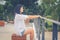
top-left (0, 23), bottom-right (60, 40)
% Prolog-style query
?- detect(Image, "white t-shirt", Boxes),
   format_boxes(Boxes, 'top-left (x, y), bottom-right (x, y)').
top-left (14, 14), bottom-right (28, 36)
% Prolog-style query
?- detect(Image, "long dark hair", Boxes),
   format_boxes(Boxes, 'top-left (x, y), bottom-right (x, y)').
top-left (14, 4), bottom-right (23, 14)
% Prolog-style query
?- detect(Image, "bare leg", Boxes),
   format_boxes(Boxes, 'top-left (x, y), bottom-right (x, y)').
top-left (24, 28), bottom-right (34, 40)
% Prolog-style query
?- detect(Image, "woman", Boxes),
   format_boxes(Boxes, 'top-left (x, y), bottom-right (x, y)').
top-left (14, 4), bottom-right (39, 40)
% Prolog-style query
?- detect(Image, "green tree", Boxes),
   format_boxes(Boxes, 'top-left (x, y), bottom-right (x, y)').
top-left (0, 5), bottom-right (4, 20)
top-left (42, 0), bottom-right (60, 20)
top-left (4, 0), bottom-right (39, 20)
top-left (41, 0), bottom-right (60, 31)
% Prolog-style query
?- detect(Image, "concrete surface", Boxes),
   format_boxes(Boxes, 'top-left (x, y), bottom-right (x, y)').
top-left (0, 23), bottom-right (60, 40)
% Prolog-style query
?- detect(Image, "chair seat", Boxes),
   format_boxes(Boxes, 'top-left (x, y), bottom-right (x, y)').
top-left (12, 34), bottom-right (26, 40)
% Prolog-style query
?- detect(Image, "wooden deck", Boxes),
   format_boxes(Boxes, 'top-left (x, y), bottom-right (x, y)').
top-left (0, 23), bottom-right (60, 40)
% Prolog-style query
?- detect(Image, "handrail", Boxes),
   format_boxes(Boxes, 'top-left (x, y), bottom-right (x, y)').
top-left (39, 15), bottom-right (60, 25)
top-left (33, 16), bottom-right (59, 40)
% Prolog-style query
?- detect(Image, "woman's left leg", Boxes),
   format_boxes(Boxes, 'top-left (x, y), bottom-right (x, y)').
top-left (24, 28), bottom-right (34, 40)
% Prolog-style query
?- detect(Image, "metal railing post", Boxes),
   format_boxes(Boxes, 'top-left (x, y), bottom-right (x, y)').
top-left (42, 19), bottom-right (45, 40)
top-left (52, 23), bottom-right (58, 40)
top-left (33, 17), bottom-right (41, 40)
top-left (38, 17), bottom-right (41, 40)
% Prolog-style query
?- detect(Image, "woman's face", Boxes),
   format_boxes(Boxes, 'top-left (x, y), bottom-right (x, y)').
top-left (20, 6), bottom-right (24, 13)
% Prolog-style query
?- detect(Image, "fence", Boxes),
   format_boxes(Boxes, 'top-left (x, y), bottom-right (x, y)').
top-left (33, 15), bottom-right (60, 40)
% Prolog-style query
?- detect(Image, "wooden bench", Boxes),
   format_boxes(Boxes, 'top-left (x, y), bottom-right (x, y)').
top-left (12, 34), bottom-right (26, 40)
top-left (0, 20), bottom-right (5, 26)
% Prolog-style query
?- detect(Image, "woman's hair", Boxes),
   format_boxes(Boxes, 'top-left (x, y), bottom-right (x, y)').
top-left (14, 4), bottom-right (23, 14)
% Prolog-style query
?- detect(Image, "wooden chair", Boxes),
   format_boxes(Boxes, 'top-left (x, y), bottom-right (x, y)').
top-left (12, 34), bottom-right (26, 40)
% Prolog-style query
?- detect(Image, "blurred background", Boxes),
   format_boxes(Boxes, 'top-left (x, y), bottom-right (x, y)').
top-left (0, 0), bottom-right (60, 40)
top-left (0, 0), bottom-right (60, 31)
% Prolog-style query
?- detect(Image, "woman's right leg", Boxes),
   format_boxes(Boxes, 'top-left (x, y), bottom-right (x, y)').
top-left (24, 28), bottom-right (34, 40)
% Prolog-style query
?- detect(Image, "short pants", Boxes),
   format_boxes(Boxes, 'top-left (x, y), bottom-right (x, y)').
top-left (19, 29), bottom-right (25, 36)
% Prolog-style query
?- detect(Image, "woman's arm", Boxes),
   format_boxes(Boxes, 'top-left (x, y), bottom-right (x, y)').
top-left (25, 15), bottom-right (40, 25)
top-left (28, 15), bottom-right (40, 19)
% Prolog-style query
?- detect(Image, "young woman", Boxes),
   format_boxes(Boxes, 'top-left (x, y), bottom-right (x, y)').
top-left (14, 4), bottom-right (39, 40)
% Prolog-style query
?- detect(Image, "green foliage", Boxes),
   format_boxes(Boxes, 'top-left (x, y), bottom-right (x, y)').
top-left (4, 0), bottom-right (39, 20)
top-left (0, 5), bottom-right (4, 20)
top-left (47, 27), bottom-right (52, 31)
top-left (0, 0), bottom-right (60, 22)
top-left (42, 0), bottom-right (60, 21)
top-left (42, 0), bottom-right (56, 4)
top-left (0, 5), bottom-right (4, 13)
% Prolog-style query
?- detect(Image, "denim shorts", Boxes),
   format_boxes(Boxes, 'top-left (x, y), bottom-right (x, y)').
top-left (20, 29), bottom-right (25, 36)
